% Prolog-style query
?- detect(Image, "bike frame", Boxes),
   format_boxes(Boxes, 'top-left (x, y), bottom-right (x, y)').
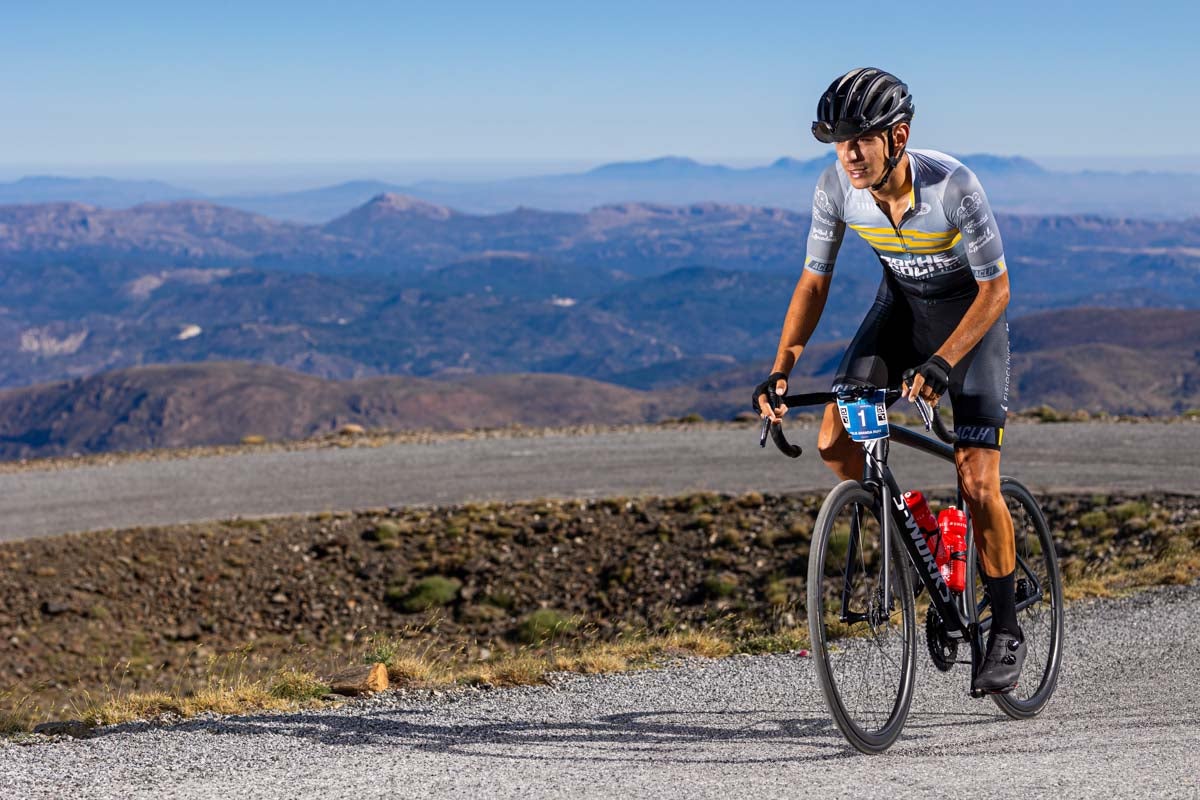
top-left (857, 424), bottom-right (1047, 683)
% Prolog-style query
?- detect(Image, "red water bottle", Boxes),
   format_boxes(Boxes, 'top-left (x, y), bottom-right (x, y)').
top-left (938, 507), bottom-right (968, 593)
top-left (903, 491), bottom-right (948, 573)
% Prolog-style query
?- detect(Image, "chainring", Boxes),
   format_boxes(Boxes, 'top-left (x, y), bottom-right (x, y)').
top-left (925, 604), bottom-right (957, 672)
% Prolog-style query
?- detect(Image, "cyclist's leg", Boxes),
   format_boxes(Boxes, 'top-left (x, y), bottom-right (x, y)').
top-left (946, 314), bottom-right (1023, 645)
top-left (947, 313), bottom-right (1014, 582)
top-left (817, 405), bottom-right (862, 481)
top-left (821, 274), bottom-right (913, 481)
top-left (956, 446), bottom-right (1015, 579)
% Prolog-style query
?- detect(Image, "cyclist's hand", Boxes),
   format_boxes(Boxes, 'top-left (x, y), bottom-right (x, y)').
top-left (753, 372), bottom-right (789, 423)
top-left (902, 355), bottom-right (951, 404)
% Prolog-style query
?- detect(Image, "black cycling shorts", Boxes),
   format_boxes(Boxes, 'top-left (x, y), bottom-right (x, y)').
top-left (833, 274), bottom-right (1010, 450)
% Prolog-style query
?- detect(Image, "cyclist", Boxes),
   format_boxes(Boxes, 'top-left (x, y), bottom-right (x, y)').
top-left (755, 67), bottom-right (1023, 693)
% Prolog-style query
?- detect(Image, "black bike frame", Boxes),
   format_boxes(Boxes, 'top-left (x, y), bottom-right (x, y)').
top-left (857, 424), bottom-right (1046, 673)
top-left (768, 390), bottom-right (1046, 667)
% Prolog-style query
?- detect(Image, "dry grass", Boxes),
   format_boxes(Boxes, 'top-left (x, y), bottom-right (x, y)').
top-left (268, 668), bottom-right (329, 702)
top-left (74, 661), bottom-right (331, 728)
top-left (1066, 551), bottom-right (1200, 600)
top-left (14, 551), bottom-right (1198, 735)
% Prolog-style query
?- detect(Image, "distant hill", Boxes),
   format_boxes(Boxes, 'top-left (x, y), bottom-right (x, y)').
top-left (211, 180), bottom-right (408, 225)
top-left (0, 362), bottom-right (675, 460)
top-left (1005, 308), bottom-right (1200, 414)
top-left (4, 154), bottom-right (1200, 221)
top-left (0, 308), bottom-right (1195, 460)
top-left (687, 308), bottom-right (1200, 419)
top-left (0, 176), bottom-right (196, 208)
top-left (4, 193), bottom-right (1197, 291)
top-left (349, 154), bottom-right (1200, 219)
top-left (0, 200), bottom-right (332, 265)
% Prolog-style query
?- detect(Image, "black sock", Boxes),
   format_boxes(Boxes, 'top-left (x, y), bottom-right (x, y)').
top-left (983, 570), bottom-right (1021, 639)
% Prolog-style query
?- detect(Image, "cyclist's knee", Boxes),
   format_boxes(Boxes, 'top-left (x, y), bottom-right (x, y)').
top-left (956, 449), bottom-right (1001, 504)
top-left (817, 414), bottom-right (849, 463)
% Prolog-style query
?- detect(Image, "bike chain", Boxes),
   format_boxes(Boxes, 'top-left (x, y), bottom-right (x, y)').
top-left (925, 604), bottom-right (957, 672)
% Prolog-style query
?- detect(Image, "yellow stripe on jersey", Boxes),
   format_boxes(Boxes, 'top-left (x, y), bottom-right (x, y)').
top-left (848, 224), bottom-right (957, 240)
top-left (855, 232), bottom-right (959, 247)
top-left (850, 228), bottom-right (962, 254)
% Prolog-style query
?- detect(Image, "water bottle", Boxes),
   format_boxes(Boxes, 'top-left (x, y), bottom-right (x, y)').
top-left (938, 507), bottom-right (969, 593)
top-left (903, 491), bottom-right (948, 575)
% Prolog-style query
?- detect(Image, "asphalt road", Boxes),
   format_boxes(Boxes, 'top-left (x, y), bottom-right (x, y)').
top-left (0, 422), bottom-right (1196, 541)
top-left (3, 583), bottom-right (1198, 799)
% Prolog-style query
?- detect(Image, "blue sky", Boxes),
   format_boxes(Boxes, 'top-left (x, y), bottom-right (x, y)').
top-left (2, 0), bottom-right (1196, 174)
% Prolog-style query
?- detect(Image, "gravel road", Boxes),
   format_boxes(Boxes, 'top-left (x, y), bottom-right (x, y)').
top-left (4, 582), bottom-right (1197, 799)
top-left (0, 422), bottom-right (1196, 541)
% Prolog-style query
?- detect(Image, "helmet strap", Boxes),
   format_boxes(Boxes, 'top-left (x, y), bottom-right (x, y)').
top-left (870, 127), bottom-right (905, 192)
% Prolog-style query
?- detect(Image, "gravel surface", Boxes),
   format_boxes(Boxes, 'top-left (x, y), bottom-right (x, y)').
top-left (3, 583), bottom-right (1198, 799)
top-left (0, 421), bottom-right (1196, 541)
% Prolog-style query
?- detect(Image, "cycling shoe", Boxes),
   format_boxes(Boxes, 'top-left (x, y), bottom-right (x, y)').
top-left (973, 629), bottom-right (1025, 694)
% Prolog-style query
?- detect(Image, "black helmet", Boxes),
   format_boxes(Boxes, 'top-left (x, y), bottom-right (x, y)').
top-left (812, 68), bottom-right (914, 144)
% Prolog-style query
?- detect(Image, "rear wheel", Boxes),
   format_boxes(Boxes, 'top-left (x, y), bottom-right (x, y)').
top-left (807, 480), bottom-right (917, 753)
top-left (967, 478), bottom-right (1064, 718)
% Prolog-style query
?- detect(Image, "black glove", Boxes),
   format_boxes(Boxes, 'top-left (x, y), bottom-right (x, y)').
top-left (752, 371), bottom-right (789, 414)
top-left (902, 355), bottom-right (952, 397)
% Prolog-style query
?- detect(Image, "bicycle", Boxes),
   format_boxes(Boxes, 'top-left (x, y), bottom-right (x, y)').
top-left (759, 384), bottom-right (1064, 754)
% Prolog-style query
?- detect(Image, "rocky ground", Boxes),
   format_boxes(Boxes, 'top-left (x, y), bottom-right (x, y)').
top-left (1, 489), bottom-right (1196, 722)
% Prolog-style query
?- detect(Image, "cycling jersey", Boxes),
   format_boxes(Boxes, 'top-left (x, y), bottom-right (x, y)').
top-left (806, 149), bottom-right (1011, 449)
top-left (804, 149), bottom-right (1006, 299)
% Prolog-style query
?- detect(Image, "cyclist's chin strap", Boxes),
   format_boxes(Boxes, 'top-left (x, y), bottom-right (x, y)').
top-left (870, 127), bottom-right (905, 192)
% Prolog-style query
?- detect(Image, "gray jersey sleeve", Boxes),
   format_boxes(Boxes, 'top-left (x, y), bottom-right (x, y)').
top-left (804, 164), bottom-right (846, 275)
top-left (943, 166), bottom-right (1006, 281)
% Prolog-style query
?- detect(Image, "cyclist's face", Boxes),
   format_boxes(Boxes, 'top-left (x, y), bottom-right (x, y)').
top-left (836, 123), bottom-right (908, 190)
top-left (837, 132), bottom-right (886, 188)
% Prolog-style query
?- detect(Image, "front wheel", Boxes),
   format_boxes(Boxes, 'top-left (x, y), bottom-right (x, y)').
top-left (968, 477), bottom-right (1065, 718)
top-left (807, 480), bottom-right (917, 754)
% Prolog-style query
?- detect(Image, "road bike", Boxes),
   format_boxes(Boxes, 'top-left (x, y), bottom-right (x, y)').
top-left (760, 384), bottom-right (1064, 753)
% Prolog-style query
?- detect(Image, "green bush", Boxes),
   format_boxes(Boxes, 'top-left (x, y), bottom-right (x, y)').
top-left (364, 521), bottom-right (402, 541)
top-left (763, 578), bottom-right (789, 606)
top-left (1111, 501), bottom-right (1150, 523)
top-left (1033, 405), bottom-right (1069, 423)
top-left (517, 609), bottom-right (576, 643)
top-left (390, 576), bottom-right (461, 612)
top-left (1078, 510), bottom-right (1110, 531)
top-left (702, 575), bottom-right (737, 599)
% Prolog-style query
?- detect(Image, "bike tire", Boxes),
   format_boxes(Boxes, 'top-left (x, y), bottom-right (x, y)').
top-left (967, 477), bottom-right (1065, 718)
top-left (807, 480), bottom-right (917, 754)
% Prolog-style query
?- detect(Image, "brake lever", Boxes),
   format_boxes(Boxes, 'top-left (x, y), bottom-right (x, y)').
top-left (914, 396), bottom-right (935, 431)
top-left (758, 417), bottom-right (770, 448)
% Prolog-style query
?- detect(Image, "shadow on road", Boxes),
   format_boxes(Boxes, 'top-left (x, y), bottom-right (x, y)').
top-left (98, 706), bottom-right (1006, 763)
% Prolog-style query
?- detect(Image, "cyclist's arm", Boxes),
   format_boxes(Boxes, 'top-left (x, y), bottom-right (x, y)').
top-left (772, 165), bottom-right (847, 375)
top-left (771, 269), bottom-right (834, 376)
top-left (933, 166), bottom-right (1009, 367)
top-left (934, 271), bottom-right (1009, 367)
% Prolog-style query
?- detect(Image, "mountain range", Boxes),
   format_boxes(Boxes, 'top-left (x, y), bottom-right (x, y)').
top-left (5, 153), bottom-right (1200, 221)
top-left (0, 306), bottom-right (1195, 460)
top-left (0, 191), bottom-right (1197, 392)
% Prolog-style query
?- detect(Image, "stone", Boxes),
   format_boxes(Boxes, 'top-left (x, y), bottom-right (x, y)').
top-left (40, 601), bottom-right (71, 616)
top-left (328, 662), bottom-right (389, 696)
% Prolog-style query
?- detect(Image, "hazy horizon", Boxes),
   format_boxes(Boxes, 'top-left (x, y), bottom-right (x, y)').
top-left (2, 153), bottom-right (1200, 196)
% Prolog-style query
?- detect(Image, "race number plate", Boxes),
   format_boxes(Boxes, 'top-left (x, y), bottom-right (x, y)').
top-left (836, 390), bottom-right (890, 442)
